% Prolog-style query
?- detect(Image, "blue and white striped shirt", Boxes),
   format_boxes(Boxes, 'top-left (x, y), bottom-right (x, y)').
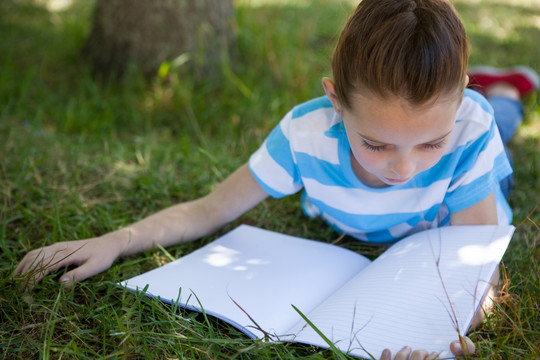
top-left (249, 89), bottom-right (513, 242)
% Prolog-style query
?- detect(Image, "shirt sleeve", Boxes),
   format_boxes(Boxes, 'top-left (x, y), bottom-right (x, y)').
top-left (444, 103), bottom-right (513, 214)
top-left (248, 110), bottom-right (303, 198)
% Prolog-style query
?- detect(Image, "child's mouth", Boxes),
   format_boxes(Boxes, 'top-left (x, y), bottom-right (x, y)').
top-left (384, 176), bottom-right (411, 185)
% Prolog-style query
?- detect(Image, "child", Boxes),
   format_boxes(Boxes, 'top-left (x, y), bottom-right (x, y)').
top-left (14, 0), bottom-right (538, 358)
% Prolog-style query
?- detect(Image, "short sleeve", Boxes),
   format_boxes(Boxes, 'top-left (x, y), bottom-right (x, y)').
top-left (249, 111), bottom-right (303, 198)
top-left (444, 104), bottom-right (513, 214)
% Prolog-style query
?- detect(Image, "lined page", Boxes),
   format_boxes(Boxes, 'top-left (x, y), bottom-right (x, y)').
top-left (286, 225), bottom-right (515, 359)
top-left (122, 225), bottom-right (371, 338)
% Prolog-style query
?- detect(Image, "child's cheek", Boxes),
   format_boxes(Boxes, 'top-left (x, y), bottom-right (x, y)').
top-left (419, 150), bottom-right (446, 172)
top-left (354, 149), bottom-right (386, 173)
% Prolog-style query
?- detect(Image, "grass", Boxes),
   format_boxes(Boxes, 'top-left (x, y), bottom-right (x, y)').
top-left (1, 0), bottom-right (539, 358)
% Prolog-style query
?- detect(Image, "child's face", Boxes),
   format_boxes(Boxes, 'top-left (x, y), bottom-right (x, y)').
top-left (323, 79), bottom-right (460, 188)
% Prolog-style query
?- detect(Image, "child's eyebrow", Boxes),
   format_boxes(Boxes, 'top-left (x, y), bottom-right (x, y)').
top-left (356, 129), bottom-right (454, 145)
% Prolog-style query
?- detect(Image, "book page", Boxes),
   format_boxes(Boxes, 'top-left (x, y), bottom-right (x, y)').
top-left (121, 225), bottom-right (371, 338)
top-left (285, 225), bottom-right (515, 359)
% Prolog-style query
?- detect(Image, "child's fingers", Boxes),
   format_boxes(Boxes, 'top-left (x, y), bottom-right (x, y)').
top-left (394, 346), bottom-right (412, 360)
top-left (13, 248), bottom-right (57, 288)
top-left (14, 238), bottom-right (119, 290)
top-left (14, 248), bottom-right (48, 275)
top-left (59, 267), bottom-right (85, 287)
top-left (14, 242), bottom-right (86, 289)
top-left (409, 350), bottom-right (429, 360)
top-left (380, 347), bottom-right (411, 360)
top-left (59, 256), bottom-right (113, 286)
top-left (450, 336), bottom-right (475, 356)
top-left (380, 347), bottom-right (436, 360)
top-left (380, 349), bottom-right (392, 360)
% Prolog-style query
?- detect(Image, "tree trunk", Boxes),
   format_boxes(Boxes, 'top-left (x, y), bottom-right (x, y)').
top-left (83, 0), bottom-right (235, 78)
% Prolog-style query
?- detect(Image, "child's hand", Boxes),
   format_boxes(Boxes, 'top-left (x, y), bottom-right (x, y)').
top-left (380, 347), bottom-right (438, 360)
top-left (13, 235), bottom-right (123, 290)
top-left (449, 336), bottom-right (476, 356)
top-left (380, 336), bottom-right (475, 359)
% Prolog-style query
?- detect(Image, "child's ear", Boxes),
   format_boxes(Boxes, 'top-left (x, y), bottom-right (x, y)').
top-left (322, 77), bottom-right (343, 114)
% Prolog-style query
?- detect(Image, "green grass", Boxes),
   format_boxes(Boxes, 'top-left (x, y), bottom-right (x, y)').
top-left (1, 0), bottom-right (539, 358)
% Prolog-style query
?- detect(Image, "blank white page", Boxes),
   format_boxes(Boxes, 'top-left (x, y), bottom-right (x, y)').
top-left (286, 225), bottom-right (515, 359)
top-left (122, 225), bottom-right (371, 338)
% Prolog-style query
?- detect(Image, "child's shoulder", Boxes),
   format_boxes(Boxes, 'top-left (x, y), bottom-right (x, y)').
top-left (459, 89), bottom-right (494, 119)
top-left (291, 96), bottom-right (334, 119)
top-left (281, 96), bottom-right (341, 137)
top-left (450, 89), bottom-right (499, 151)
top-left (456, 88), bottom-right (495, 130)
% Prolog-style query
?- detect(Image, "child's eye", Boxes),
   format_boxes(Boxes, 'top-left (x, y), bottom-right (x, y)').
top-left (362, 142), bottom-right (386, 152)
top-left (422, 140), bottom-right (446, 150)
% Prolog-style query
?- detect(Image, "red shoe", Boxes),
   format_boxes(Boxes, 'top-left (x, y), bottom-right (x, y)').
top-left (468, 66), bottom-right (539, 97)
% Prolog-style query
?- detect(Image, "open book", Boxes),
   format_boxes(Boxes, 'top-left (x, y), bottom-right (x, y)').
top-left (121, 224), bottom-right (515, 359)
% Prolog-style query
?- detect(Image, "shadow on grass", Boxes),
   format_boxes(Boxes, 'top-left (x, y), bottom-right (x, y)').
top-left (454, 1), bottom-right (540, 74)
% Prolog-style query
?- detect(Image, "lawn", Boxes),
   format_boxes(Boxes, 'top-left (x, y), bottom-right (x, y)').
top-left (1, 0), bottom-right (539, 359)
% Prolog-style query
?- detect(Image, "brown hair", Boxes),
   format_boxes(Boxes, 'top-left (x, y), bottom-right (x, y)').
top-left (332, 0), bottom-right (469, 109)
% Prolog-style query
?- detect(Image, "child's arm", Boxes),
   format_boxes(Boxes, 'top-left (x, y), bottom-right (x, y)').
top-left (450, 191), bottom-right (503, 330)
top-left (14, 163), bottom-right (269, 288)
top-left (450, 192), bottom-right (499, 225)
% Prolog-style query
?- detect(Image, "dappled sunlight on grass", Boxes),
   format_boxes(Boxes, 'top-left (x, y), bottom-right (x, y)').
top-left (113, 160), bottom-right (146, 176)
top-left (236, 0), bottom-right (356, 7)
top-left (454, 0), bottom-right (540, 68)
top-left (518, 117), bottom-right (540, 143)
top-left (41, 0), bottom-right (73, 12)
top-left (477, 15), bottom-right (513, 39)
top-left (456, 1), bottom-right (540, 41)
top-left (237, 0), bottom-right (312, 6)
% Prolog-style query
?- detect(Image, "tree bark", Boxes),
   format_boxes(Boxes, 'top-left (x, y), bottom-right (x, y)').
top-left (83, 0), bottom-right (235, 78)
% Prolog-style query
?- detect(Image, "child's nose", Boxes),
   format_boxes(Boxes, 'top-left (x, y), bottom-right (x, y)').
top-left (390, 155), bottom-right (415, 179)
